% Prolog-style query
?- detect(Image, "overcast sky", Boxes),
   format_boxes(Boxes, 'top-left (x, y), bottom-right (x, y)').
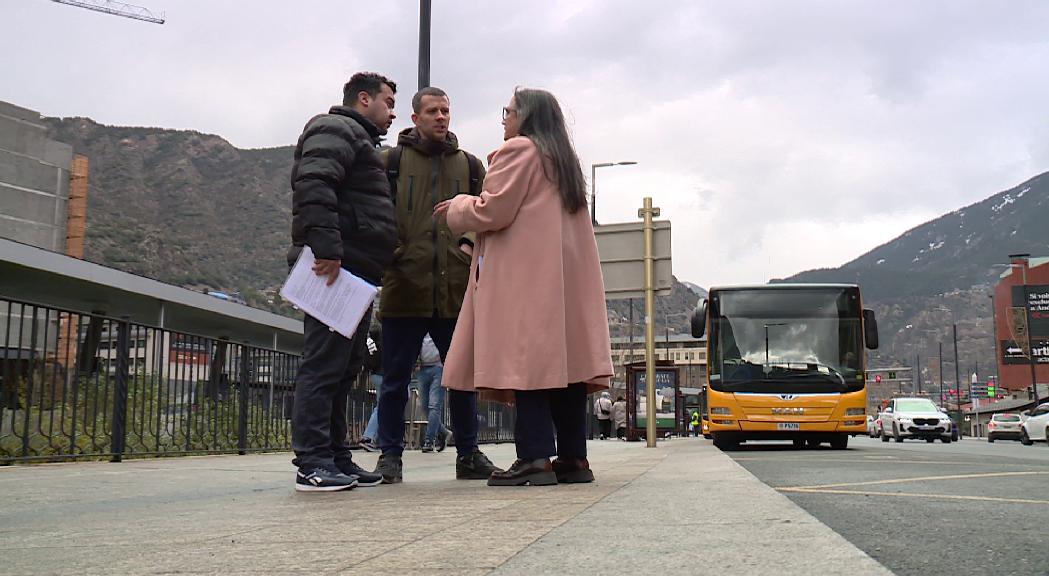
top-left (4, 1), bottom-right (1048, 287)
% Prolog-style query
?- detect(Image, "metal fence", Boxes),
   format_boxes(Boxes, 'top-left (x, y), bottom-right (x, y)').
top-left (0, 298), bottom-right (513, 464)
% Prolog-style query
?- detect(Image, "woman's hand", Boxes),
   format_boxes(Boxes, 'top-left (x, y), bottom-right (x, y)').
top-left (433, 199), bottom-right (453, 221)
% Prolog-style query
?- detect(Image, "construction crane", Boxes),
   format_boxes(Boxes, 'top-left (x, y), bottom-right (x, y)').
top-left (50, 0), bottom-right (165, 24)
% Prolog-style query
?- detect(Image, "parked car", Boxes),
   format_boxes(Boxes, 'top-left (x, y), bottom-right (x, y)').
top-left (866, 415), bottom-right (881, 438)
top-left (1020, 403), bottom-right (1049, 446)
top-left (879, 397), bottom-right (953, 443)
top-left (987, 413), bottom-right (1023, 442)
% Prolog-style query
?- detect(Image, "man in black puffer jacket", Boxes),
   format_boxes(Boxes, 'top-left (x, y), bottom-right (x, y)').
top-left (288, 72), bottom-right (398, 493)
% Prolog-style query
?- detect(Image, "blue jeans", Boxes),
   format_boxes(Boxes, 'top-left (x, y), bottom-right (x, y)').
top-left (378, 316), bottom-right (478, 457)
top-left (362, 374), bottom-right (382, 441)
top-left (417, 365), bottom-right (448, 442)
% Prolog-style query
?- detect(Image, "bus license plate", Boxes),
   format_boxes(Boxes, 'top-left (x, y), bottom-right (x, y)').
top-left (777, 423), bottom-right (800, 431)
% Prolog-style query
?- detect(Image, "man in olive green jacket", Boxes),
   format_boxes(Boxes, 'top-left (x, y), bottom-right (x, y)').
top-left (372, 86), bottom-right (502, 483)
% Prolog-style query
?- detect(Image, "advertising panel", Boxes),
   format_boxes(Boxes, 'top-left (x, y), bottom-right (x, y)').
top-left (1011, 285), bottom-right (1049, 338)
top-left (632, 367), bottom-right (678, 428)
top-left (1001, 339), bottom-right (1049, 364)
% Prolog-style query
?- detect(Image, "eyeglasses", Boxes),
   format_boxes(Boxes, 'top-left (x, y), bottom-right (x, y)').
top-left (502, 107), bottom-right (518, 120)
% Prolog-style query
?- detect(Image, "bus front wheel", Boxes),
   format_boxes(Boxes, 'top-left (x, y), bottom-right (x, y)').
top-left (830, 434), bottom-right (848, 450)
top-left (712, 434), bottom-right (739, 451)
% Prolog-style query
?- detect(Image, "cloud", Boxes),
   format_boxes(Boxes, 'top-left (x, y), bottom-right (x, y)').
top-left (3, 0), bottom-right (1048, 287)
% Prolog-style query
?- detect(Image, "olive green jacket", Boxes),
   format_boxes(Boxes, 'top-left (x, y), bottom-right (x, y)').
top-left (379, 128), bottom-right (485, 318)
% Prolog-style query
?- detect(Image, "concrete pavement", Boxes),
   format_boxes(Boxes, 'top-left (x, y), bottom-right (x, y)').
top-left (0, 438), bottom-right (890, 575)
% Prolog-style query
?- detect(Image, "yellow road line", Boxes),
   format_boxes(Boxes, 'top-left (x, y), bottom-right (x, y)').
top-left (778, 487), bottom-right (1049, 506)
top-left (780, 470), bottom-right (1049, 490)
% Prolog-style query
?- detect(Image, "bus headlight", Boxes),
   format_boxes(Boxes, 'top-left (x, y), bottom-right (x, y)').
top-left (711, 407), bottom-right (732, 415)
top-left (845, 408), bottom-right (866, 416)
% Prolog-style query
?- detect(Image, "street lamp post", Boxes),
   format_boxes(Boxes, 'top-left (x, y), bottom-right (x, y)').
top-left (935, 306), bottom-right (963, 422)
top-left (916, 352), bottom-right (921, 395)
top-left (938, 342), bottom-right (944, 402)
top-left (590, 161), bottom-right (637, 225)
top-left (418, 0), bottom-right (431, 90)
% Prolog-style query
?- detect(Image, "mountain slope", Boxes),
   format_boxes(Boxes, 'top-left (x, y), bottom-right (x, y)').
top-left (45, 117), bottom-right (295, 310)
top-left (780, 171), bottom-right (1049, 302)
top-left (43, 116), bottom-right (702, 328)
top-left (778, 171), bottom-right (1049, 380)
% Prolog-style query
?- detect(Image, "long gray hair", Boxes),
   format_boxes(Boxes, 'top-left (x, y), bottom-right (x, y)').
top-left (512, 88), bottom-right (587, 214)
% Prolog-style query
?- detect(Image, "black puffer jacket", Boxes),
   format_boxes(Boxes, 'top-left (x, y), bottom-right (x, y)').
top-left (287, 106), bottom-right (396, 285)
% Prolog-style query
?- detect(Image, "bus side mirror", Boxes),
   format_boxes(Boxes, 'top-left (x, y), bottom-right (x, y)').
top-left (691, 298), bottom-right (707, 339)
top-left (863, 309), bottom-right (879, 350)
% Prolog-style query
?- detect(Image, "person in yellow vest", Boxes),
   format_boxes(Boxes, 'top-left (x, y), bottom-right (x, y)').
top-left (690, 410), bottom-right (701, 437)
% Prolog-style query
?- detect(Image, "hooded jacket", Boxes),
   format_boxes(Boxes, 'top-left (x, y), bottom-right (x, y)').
top-left (379, 127), bottom-right (485, 318)
top-left (287, 106), bottom-right (396, 285)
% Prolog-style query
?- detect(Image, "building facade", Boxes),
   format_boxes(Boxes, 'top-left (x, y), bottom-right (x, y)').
top-left (0, 101), bottom-right (73, 252)
top-left (992, 254), bottom-right (1049, 397)
top-left (609, 334), bottom-right (708, 392)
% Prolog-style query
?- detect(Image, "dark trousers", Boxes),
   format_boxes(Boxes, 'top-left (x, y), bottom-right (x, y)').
top-left (598, 419), bottom-right (612, 439)
top-left (378, 316), bottom-right (478, 457)
top-left (513, 383), bottom-right (587, 460)
top-left (291, 309), bottom-right (370, 470)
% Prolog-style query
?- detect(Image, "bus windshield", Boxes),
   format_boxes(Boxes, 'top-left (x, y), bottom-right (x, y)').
top-left (709, 287), bottom-right (864, 394)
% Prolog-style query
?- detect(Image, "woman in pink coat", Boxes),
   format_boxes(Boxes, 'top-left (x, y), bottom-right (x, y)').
top-left (434, 88), bottom-right (613, 487)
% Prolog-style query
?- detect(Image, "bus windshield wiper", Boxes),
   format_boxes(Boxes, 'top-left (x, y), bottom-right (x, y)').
top-left (772, 363), bottom-right (846, 389)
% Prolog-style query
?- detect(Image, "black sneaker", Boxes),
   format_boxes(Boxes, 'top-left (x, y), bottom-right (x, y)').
top-left (436, 430), bottom-right (452, 452)
top-left (358, 437), bottom-right (379, 452)
top-left (336, 459), bottom-right (384, 487)
top-left (421, 440), bottom-right (434, 453)
top-left (295, 467), bottom-right (358, 492)
top-left (456, 448), bottom-right (503, 480)
top-left (374, 453), bottom-right (403, 484)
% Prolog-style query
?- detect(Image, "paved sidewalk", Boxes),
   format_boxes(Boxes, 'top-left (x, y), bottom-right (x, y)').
top-left (0, 438), bottom-right (890, 575)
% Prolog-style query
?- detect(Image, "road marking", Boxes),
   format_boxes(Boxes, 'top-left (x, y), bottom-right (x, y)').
top-left (779, 470), bottom-right (1049, 491)
top-left (778, 487), bottom-right (1049, 506)
top-left (735, 457), bottom-right (1036, 468)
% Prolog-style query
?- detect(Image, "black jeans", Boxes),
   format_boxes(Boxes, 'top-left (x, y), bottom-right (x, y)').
top-left (291, 309), bottom-right (370, 470)
top-left (598, 419), bottom-right (612, 438)
top-left (513, 383), bottom-right (588, 460)
top-left (377, 316), bottom-right (478, 457)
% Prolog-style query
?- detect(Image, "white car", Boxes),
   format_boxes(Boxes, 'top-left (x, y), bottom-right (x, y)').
top-left (879, 397), bottom-right (953, 443)
top-left (987, 413), bottom-right (1023, 442)
top-left (1020, 403), bottom-right (1049, 446)
top-left (866, 415), bottom-right (881, 438)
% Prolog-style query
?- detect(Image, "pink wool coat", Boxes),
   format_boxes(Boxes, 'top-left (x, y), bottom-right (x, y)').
top-left (442, 136), bottom-right (613, 401)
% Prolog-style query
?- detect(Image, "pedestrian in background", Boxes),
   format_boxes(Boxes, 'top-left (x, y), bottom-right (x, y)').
top-left (418, 334), bottom-right (452, 452)
top-left (373, 86), bottom-right (500, 484)
top-left (612, 396), bottom-right (627, 440)
top-left (358, 318), bottom-right (383, 452)
top-left (594, 391), bottom-right (613, 439)
top-left (435, 87), bottom-right (613, 487)
top-left (287, 72), bottom-right (396, 492)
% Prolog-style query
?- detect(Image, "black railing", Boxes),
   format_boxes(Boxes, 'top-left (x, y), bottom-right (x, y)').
top-left (0, 298), bottom-right (513, 464)
top-left (0, 299), bottom-right (300, 463)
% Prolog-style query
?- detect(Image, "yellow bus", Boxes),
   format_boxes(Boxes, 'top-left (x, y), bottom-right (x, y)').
top-left (690, 284), bottom-right (879, 450)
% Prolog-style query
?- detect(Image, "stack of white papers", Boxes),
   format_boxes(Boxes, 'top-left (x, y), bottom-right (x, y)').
top-left (280, 246), bottom-right (377, 339)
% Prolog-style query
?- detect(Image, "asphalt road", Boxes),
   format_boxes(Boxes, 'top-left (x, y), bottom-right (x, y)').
top-left (727, 435), bottom-right (1049, 576)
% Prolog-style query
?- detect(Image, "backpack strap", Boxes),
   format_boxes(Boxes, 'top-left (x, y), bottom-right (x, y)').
top-left (385, 145), bottom-right (403, 203)
top-left (463, 151), bottom-right (482, 196)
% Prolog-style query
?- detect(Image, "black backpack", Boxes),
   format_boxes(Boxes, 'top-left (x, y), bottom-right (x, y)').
top-left (385, 146), bottom-right (482, 201)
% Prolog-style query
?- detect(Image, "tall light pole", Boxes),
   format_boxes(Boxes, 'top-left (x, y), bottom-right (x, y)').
top-left (418, 0), bottom-right (431, 90)
top-left (997, 257), bottom-right (1040, 405)
top-left (935, 306), bottom-right (963, 416)
top-left (590, 161), bottom-right (637, 225)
